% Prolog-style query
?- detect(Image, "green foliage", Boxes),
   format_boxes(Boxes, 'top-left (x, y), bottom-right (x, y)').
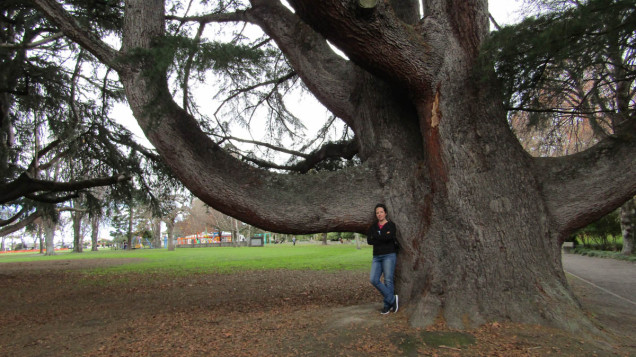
top-left (571, 210), bottom-right (622, 251)
top-left (124, 35), bottom-right (270, 82)
top-left (194, 41), bottom-right (270, 72)
top-left (481, 0), bottom-right (636, 116)
top-left (327, 232), bottom-right (355, 241)
top-left (66, 0), bottom-right (124, 34)
top-left (573, 247), bottom-right (636, 261)
top-left (575, 210), bottom-right (621, 237)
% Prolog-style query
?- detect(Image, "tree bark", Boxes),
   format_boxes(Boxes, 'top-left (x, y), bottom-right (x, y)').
top-left (620, 198), bottom-right (635, 255)
top-left (72, 206), bottom-right (84, 253)
top-left (166, 219), bottom-right (176, 251)
top-left (151, 218), bottom-right (161, 248)
top-left (38, 224), bottom-right (44, 254)
top-left (232, 217), bottom-right (239, 247)
top-left (127, 205), bottom-right (133, 250)
top-left (90, 214), bottom-right (100, 251)
top-left (43, 216), bottom-right (56, 256)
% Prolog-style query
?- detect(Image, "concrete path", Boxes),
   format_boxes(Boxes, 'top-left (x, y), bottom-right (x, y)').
top-left (562, 253), bottom-right (636, 306)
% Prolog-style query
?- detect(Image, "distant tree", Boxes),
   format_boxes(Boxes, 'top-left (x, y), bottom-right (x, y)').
top-left (573, 210), bottom-right (622, 249)
top-left (620, 198), bottom-right (635, 255)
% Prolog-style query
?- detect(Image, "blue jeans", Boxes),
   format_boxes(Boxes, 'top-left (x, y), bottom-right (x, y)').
top-left (369, 253), bottom-right (397, 308)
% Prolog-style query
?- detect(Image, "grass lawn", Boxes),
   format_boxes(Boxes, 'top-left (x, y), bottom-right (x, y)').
top-left (0, 243), bottom-right (372, 274)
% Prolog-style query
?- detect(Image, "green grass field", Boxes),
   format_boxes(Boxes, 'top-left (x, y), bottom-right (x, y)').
top-left (0, 244), bottom-right (373, 274)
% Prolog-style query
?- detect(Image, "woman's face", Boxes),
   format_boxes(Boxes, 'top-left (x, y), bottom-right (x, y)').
top-left (375, 207), bottom-right (387, 222)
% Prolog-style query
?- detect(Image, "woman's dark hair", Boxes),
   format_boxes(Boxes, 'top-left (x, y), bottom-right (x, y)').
top-left (374, 203), bottom-right (388, 221)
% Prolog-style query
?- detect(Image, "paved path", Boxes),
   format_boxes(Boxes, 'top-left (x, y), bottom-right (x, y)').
top-left (562, 253), bottom-right (636, 306)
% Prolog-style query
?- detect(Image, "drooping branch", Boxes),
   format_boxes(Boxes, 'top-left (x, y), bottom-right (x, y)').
top-left (36, 0), bottom-right (382, 233)
top-left (0, 210), bottom-right (42, 236)
top-left (181, 22), bottom-right (206, 112)
top-left (214, 134), bottom-right (310, 158)
top-left (25, 192), bottom-right (80, 204)
top-left (0, 206), bottom-right (86, 235)
top-left (243, 139), bottom-right (359, 173)
top-left (31, 0), bottom-right (121, 70)
top-left (26, 137), bottom-right (62, 172)
top-left (213, 71), bottom-right (297, 123)
top-left (103, 124), bottom-right (163, 162)
top-left (536, 136), bottom-right (636, 237)
top-left (246, 0), bottom-right (359, 127)
top-left (0, 32), bottom-right (64, 49)
top-left (0, 173), bottom-right (131, 204)
top-left (165, 10), bottom-right (248, 24)
top-left (0, 207), bottom-right (27, 227)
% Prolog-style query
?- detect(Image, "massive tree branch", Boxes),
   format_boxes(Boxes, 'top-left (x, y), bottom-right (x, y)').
top-left (31, 0), bottom-right (121, 70)
top-left (115, 0), bottom-right (382, 233)
top-left (284, 0), bottom-right (443, 95)
top-left (536, 136), bottom-right (636, 237)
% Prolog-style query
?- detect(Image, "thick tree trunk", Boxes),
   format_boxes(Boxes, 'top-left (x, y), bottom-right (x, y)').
top-left (43, 217), bottom-right (56, 256)
top-left (232, 218), bottom-right (239, 247)
top-left (620, 198), bottom-right (635, 255)
top-left (166, 220), bottom-right (175, 251)
top-left (90, 214), bottom-right (99, 251)
top-left (152, 218), bottom-right (161, 248)
top-left (127, 205), bottom-right (133, 250)
top-left (38, 224), bottom-right (44, 254)
top-left (72, 210), bottom-right (83, 253)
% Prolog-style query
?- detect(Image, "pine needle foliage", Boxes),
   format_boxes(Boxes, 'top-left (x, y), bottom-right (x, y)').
top-left (481, 0), bottom-right (635, 124)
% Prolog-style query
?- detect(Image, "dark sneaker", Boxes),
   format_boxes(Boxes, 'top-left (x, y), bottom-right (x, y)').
top-left (381, 306), bottom-right (391, 315)
top-left (391, 295), bottom-right (399, 313)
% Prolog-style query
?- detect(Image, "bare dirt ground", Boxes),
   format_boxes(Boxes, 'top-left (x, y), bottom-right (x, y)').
top-left (0, 258), bottom-right (634, 357)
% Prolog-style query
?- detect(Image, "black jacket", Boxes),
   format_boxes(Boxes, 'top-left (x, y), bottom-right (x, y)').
top-left (367, 221), bottom-right (398, 256)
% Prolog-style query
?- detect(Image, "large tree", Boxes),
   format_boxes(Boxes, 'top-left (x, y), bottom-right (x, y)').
top-left (32, 0), bottom-right (636, 332)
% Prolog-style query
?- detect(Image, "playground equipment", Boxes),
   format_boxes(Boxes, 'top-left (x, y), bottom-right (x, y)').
top-left (130, 236), bottom-right (154, 249)
top-left (176, 231), bottom-right (233, 247)
top-left (253, 233), bottom-right (271, 245)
